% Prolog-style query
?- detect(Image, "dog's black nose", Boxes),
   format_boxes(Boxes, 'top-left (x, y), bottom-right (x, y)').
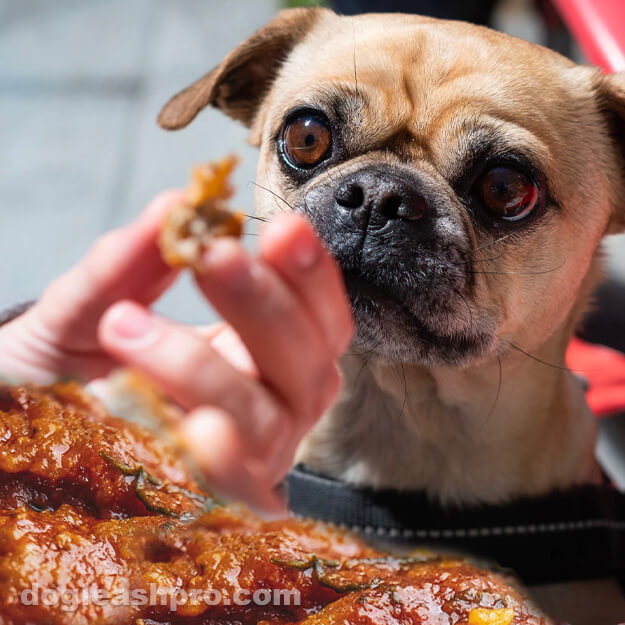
top-left (334, 169), bottom-right (427, 228)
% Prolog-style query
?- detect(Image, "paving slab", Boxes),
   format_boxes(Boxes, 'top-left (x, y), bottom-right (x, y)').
top-left (0, 91), bottom-right (134, 308)
top-left (147, 0), bottom-right (278, 79)
top-left (0, 0), bottom-right (151, 83)
top-left (0, 0), bottom-right (279, 324)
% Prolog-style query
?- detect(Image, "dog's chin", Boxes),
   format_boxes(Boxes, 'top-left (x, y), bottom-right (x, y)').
top-left (343, 273), bottom-right (494, 366)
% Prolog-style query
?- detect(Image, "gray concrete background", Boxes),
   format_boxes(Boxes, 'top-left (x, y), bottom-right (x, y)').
top-left (1, 0), bottom-right (624, 327)
top-left (0, 0), bottom-right (279, 324)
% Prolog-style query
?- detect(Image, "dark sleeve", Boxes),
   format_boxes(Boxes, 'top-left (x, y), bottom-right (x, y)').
top-left (0, 301), bottom-right (35, 327)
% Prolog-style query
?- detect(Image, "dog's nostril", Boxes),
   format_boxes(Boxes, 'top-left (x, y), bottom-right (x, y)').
top-left (380, 195), bottom-right (402, 220)
top-left (334, 183), bottom-right (364, 209)
top-left (378, 193), bottom-right (426, 221)
top-left (333, 170), bottom-right (428, 226)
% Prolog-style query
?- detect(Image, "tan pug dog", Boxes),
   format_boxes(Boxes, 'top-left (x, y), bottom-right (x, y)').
top-left (158, 7), bottom-right (625, 621)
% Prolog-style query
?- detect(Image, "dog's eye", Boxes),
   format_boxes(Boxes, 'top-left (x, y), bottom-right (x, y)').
top-left (282, 114), bottom-right (332, 168)
top-left (478, 166), bottom-right (538, 221)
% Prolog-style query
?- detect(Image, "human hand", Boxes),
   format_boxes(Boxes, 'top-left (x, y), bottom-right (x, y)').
top-left (0, 193), bottom-right (354, 512)
top-left (0, 192), bottom-right (183, 382)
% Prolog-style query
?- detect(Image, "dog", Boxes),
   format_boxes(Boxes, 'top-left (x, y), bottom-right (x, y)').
top-left (158, 8), bottom-right (625, 622)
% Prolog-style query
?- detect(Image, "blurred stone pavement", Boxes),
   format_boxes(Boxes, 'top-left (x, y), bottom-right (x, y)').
top-left (1, 0), bottom-right (624, 325)
top-left (0, 0), bottom-right (279, 323)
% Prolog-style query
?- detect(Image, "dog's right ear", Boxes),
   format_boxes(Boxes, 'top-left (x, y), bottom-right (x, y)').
top-left (594, 70), bottom-right (625, 232)
top-left (157, 8), bottom-right (324, 135)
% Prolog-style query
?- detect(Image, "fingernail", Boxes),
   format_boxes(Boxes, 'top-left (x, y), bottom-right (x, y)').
top-left (107, 303), bottom-right (155, 341)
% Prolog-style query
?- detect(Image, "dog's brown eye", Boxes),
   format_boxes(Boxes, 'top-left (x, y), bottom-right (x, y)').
top-left (479, 166), bottom-right (538, 221)
top-left (282, 114), bottom-right (331, 168)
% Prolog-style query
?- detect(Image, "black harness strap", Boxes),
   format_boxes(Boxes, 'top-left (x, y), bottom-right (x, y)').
top-left (286, 464), bottom-right (625, 585)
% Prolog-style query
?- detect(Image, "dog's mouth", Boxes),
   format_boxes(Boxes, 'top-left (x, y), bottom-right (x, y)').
top-left (342, 269), bottom-right (409, 309)
top-left (338, 259), bottom-right (493, 365)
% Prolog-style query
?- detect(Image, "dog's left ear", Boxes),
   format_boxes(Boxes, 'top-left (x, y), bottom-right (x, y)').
top-left (157, 8), bottom-right (324, 136)
top-left (594, 71), bottom-right (625, 232)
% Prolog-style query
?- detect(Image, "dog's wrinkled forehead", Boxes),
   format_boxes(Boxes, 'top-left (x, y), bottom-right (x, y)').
top-left (267, 15), bottom-right (580, 193)
top-left (158, 8), bottom-right (625, 230)
top-left (279, 14), bottom-right (564, 109)
top-left (244, 13), bottom-right (625, 248)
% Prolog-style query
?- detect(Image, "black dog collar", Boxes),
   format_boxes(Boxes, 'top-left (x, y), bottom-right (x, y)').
top-left (286, 464), bottom-right (625, 585)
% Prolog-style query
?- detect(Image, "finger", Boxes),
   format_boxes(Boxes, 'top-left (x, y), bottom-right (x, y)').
top-left (194, 240), bottom-right (340, 420)
top-left (259, 213), bottom-right (354, 357)
top-left (196, 324), bottom-right (258, 377)
top-left (38, 191), bottom-right (183, 339)
top-left (0, 312), bottom-right (115, 384)
top-left (180, 407), bottom-right (286, 514)
top-left (98, 301), bottom-right (288, 453)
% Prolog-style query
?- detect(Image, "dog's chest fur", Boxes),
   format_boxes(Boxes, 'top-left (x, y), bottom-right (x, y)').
top-left (297, 349), bottom-right (598, 505)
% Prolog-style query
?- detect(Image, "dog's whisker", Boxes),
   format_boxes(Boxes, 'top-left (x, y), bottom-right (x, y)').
top-left (322, 158), bottom-right (349, 188)
top-left (398, 360), bottom-right (408, 420)
top-left (454, 251), bottom-right (565, 276)
top-left (320, 153), bottom-right (349, 187)
top-left (323, 161), bottom-right (337, 185)
top-left (248, 180), bottom-right (283, 214)
top-left (453, 287), bottom-right (476, 338)
top-left (462, 232), bottom-right (516, 257)
top-left (508, 342), bottom-right (576, 372)
top-left (354, 349), bottom-right (376, 387)
top-left (265, 175), bottom-right (292, 214)
top-left (345, 336), bottom-right (384, 358)
top-left (481, 356), bottom-right (502, 428)
top-left (451, 250), bottom-right (507, 266)
top-left (468, 262), bottom-right (565, 276)
top-left (248, 180), bottom-right (294, 213)
top-left (242, 213), bottom-right (270, 223)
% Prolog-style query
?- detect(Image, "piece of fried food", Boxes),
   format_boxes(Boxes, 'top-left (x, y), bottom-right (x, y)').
top-left (158, 155), bottom-right (244, 269)
top-left (0, 382), bottom-right (553, 625)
